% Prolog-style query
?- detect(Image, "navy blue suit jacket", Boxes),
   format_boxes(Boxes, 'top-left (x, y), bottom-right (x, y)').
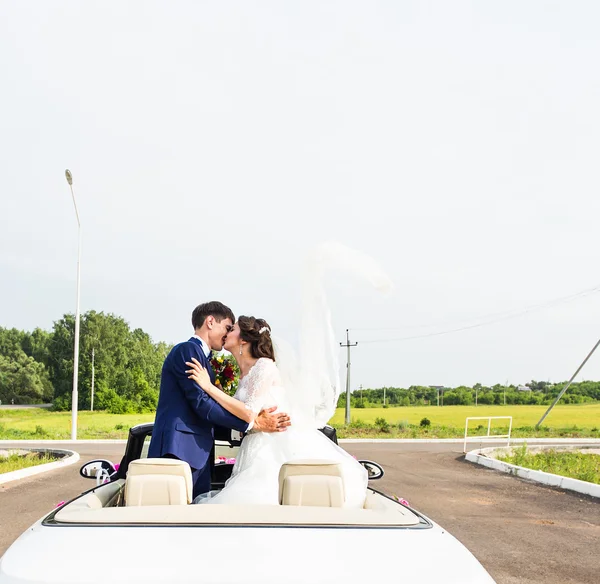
top-left (148, 337), bottom-right (249, 471)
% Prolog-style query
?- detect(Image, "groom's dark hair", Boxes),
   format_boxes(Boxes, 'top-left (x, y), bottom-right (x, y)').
top-left (192, 301), bottom-right (235, 330)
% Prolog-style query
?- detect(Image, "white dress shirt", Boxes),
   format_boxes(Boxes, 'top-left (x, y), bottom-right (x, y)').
top-left (193, 335), bottom-right (211, 357)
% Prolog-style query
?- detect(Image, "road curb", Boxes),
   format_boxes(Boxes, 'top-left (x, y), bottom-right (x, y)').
top-left (0, 448), bottom-right (81, 486)
top-left (0, 439), bottom-right (128, 445)
top-left (465, 445), bottom-right (600, 498)
top-left (339, 438), bottom-right (600, 444)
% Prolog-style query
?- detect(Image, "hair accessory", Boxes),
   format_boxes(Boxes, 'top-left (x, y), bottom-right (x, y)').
top-left (258, 326), bottom-right (270, 335)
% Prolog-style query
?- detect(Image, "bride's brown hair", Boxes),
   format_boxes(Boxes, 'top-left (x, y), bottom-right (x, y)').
top-left (237, 316), bottom-right (275, 361)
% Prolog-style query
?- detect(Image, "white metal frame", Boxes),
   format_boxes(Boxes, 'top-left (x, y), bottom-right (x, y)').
top-left (463, 416), bottom-right (512, 453)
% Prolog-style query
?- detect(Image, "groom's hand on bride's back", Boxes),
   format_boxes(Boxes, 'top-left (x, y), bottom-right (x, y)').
top-left (253, 406), bottom-right (291, 432)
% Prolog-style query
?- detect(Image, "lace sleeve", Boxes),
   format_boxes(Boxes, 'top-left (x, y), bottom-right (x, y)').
top-left (244, 358), bottom-right (278, 414)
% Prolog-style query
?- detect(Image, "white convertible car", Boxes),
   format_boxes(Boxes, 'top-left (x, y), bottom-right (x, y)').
top-left (0, 424), bottom-right (495, 583)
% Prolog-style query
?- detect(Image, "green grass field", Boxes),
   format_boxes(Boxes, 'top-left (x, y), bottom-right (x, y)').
top-left (497, 446), bottom-right (600, 484)
top-left (0, 409), bottom-right (154, 440)
top-left (329, 404), bottom-right (600, 428)
top-left (0, 451), bottom-right (59, 473)
top-left (0, 404), bottom-right (598, 440)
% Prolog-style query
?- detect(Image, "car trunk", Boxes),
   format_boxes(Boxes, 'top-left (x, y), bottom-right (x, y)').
top-left (0, 511), bottom-right (494, 583)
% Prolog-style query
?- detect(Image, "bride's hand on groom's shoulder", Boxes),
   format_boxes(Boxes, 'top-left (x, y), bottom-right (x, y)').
top-left (253, 406), bottom-right (291, 433)
top-left (185, 357), bottom-right (213, 392)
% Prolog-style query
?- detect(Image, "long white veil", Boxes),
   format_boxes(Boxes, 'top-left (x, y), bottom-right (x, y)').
top-left (273, 242), bottom-right (392, 429)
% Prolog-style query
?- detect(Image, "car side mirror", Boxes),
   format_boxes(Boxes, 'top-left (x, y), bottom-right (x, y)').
top-left (358, 460), bottom-right (384, 480)
top-left (80, 459), bottom-right (117, 485)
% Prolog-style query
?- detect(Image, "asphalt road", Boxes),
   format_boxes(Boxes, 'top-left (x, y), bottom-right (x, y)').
top-left (1, 441), bottom-right (598, 584)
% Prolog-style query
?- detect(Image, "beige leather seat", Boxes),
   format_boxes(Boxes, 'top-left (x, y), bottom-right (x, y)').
top-left (125, 458), bottom-right (192, 506)
top-left (278, 459), bottom-right (345, 507)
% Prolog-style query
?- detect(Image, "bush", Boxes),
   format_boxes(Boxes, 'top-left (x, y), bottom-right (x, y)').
top-left (34, 425), bottom-right (49, 437)
top-left (374, 417), bottom-right (391, 433)
top-left (114, 423), bottom-right (124, 430)
top-left (94, 387), bottom-right (132, 414)
top-left (420, 417), bottom-right (431, 427)
top-left (398, 419), bottom-right (410, 431)
top-left (349, 418), bottom-right (369, 429)
top-left (51, 394), bottom-right (72, 411)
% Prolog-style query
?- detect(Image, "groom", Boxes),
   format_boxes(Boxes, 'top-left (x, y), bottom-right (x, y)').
top-left (148, 301), bottom-right (291, 498)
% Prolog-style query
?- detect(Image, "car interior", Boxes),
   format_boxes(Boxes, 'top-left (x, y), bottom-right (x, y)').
top-left (50, 424), bottom-right (424, 528)
top-left (55, 457), bottom-right (420, 526)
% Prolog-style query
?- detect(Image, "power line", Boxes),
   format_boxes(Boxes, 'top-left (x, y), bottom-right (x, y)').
top-left (353, 284), bottom-right (600, 344)
top-left (352, 284), bottom-right (600, 333)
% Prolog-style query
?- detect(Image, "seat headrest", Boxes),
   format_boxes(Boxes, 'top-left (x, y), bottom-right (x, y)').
top-left (125, 458), bottom-right (193, 506)
top-left (278, 459), bottom-right (345, 507)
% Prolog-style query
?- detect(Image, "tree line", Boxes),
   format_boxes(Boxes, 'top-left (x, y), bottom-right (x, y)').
top-left (0, 311), bottom-right (171, 413)
top-left (3, 312), bottom-right (599, 414)
top-left (337, 381), bottom-right (600, 408)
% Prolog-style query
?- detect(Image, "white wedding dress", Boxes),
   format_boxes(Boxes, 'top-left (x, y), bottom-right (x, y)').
top-left (196, 357), bottom-right (368, 508)
top-left (195, 242), bottom-right (392, 508)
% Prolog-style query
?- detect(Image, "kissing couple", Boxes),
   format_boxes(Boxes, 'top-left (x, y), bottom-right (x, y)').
top-left (148, 300), bottom-right (368, 507)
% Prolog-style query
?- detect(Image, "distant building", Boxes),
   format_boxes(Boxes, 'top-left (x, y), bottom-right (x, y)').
top-left (517, 385), bottom-right (531, 392)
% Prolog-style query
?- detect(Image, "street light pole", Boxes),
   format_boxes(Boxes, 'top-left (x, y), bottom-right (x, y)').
top-left (65, 169), bottom-right (81, 440)
top-left (91, 347), bottom-right (95, 412)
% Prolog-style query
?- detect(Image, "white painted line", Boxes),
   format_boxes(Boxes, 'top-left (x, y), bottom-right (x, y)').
top-left (465, 445), bottom-right (600, 498)
top-left (339, 438), bottom-right (600, 444)
top-left (1, 438), bottom-right (600, 445)
top-left (0, 449), bottom-right (81, 486)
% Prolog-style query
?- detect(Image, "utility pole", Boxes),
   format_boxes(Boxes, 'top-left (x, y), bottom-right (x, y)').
top-left (383, 386), bottom-right (386, 407)
top-left (360, 384), bottom-right (363, 405)
top-left (536, 336), bottom-right (600, 429)
top-left (504, 380), bottom-right (507, 406)
top-left (91, 347), bottom-right (95, 412)
top-left (340, 329), bottom-right (358, 425)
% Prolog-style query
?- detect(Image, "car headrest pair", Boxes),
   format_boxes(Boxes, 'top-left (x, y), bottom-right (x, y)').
top-left (125, 458), bottom-right (345, 508)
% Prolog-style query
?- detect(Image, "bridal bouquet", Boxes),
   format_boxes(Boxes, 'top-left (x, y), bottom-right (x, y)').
top-left (210, 353), bottom-right (239, 396)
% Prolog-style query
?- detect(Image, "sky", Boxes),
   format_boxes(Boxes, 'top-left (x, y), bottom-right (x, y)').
top-left (2, 1), bottom-right (600, 391)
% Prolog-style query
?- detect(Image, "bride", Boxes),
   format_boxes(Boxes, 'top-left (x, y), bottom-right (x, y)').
top-left (185, 315), bottom-right (368, 508)
top-left (187, 242), bottom-right (392, 508)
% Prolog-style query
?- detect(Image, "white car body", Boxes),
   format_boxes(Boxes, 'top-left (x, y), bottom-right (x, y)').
top-left (0, 425), bottom-right (495, 583)
top-left (0, 489), bottom-right (494, 583)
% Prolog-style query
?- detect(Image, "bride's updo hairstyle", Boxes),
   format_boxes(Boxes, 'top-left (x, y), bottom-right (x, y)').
top-left (237, 316), bottom-right (275, 361)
